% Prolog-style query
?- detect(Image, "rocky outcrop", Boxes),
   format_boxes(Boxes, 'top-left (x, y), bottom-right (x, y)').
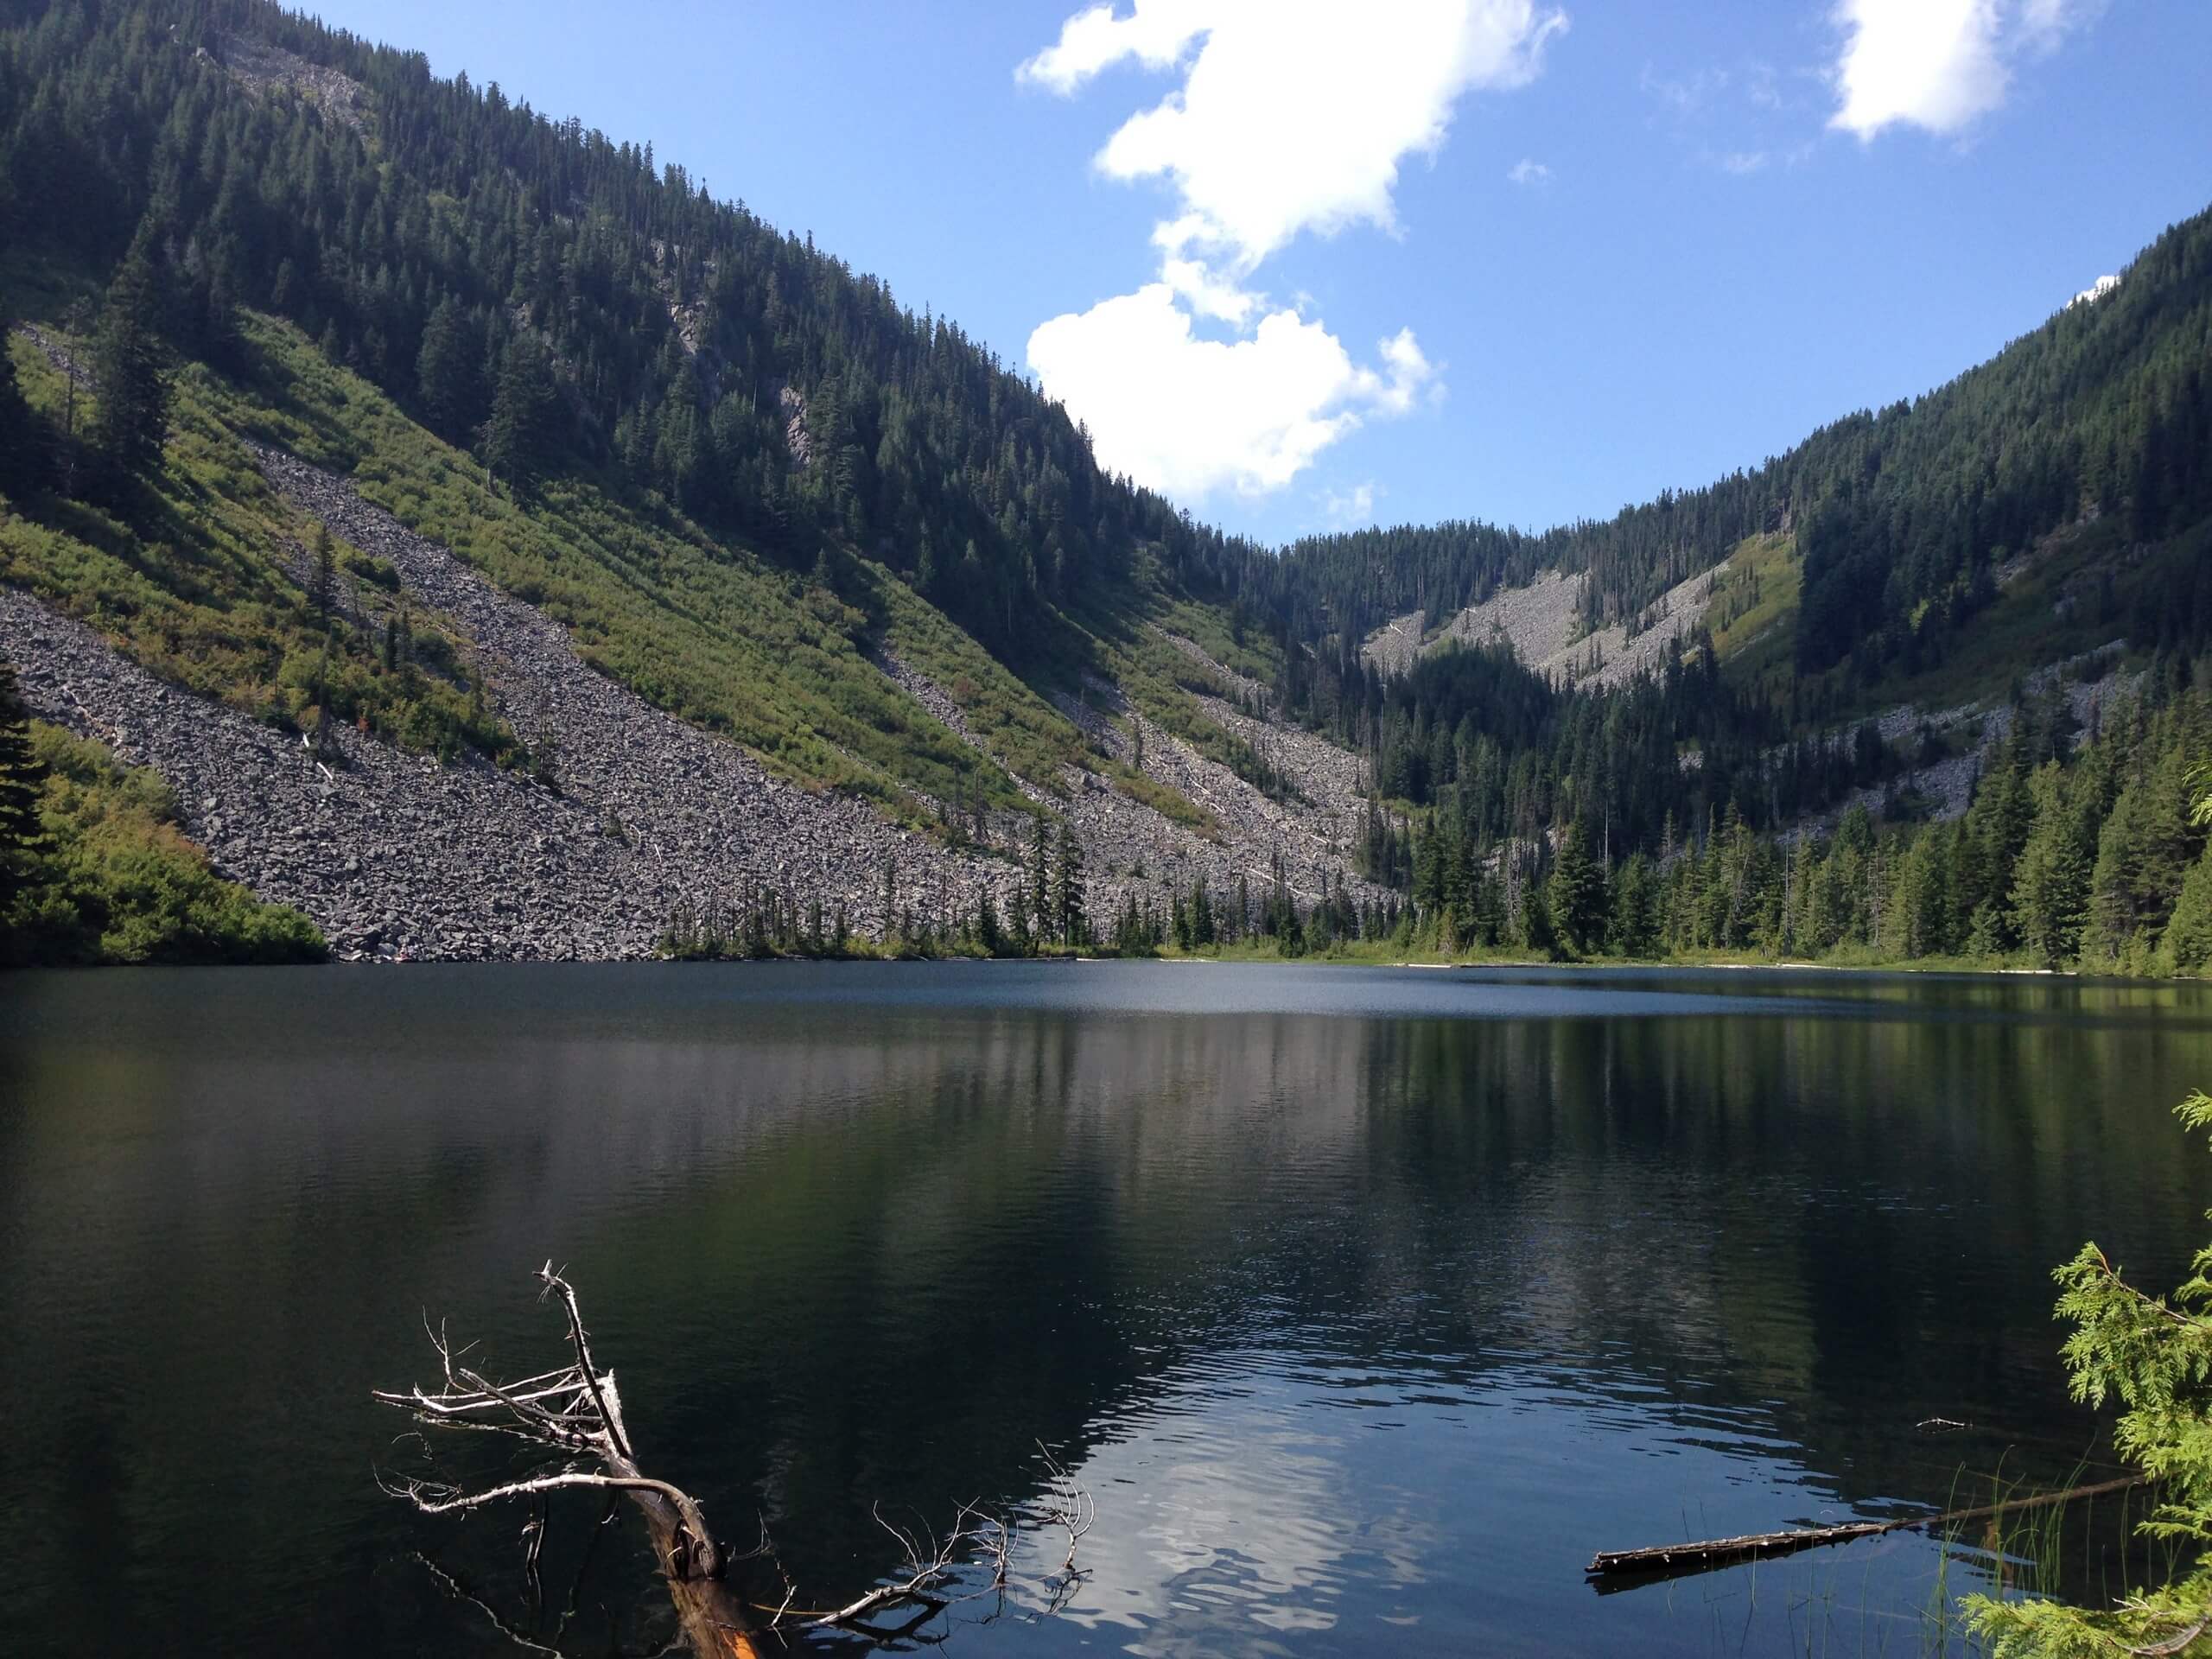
top-left (214, 35), bottom-right (369, 134)
top-left (1781, 646), bottom-right (2141, 838)
top-left (1358, 610), bottom-right (1427, 680)
top-left (1360, 562), bottom-right (1727, 692)
top-left (779, 386), bottom-right (814, 468)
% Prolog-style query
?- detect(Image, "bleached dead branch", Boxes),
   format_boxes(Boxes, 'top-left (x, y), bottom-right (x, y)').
top-left (373, 1265), bottom-right (1094, 1655)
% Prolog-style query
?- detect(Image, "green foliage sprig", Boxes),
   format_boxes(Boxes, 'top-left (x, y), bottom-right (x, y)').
top-left (1968, 1094), bottom-right (2212, 1657)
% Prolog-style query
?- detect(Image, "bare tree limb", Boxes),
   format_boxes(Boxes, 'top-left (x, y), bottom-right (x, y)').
top-left (375, 1270), bottom-right (1096, 1656)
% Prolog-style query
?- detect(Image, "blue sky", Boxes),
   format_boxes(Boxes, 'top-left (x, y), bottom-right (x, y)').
top-left (307, 1), bottom-right (2212, 547)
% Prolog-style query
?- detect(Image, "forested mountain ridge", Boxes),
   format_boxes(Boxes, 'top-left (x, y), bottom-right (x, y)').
top-left (1286, 201), bottom-right (2211, 715)
top-left (0, 0), bottom-right (1272, 652)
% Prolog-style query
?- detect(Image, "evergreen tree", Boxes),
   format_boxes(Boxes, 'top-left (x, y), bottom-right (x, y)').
top-left (0, 327), bottom-right (32, 493)
top-left (2163, 847), bottom-right (2212, 975)
top-left (1052, 820), bottom-right (1086, 947)
top-left (2012, 762), bottom-right (2094, 969)
top-left (1548, 823), bottom-right (1606, 957)
top-left (1892, 827), bottom-right (1955, 958)
top-left (484, 334), bottom-right (559, 493)
top-left (90, 246), bottom-right (169, 476)
top-left (1030, 813), bottom-right (1051, 939)
top-left (0, 654), bottom-right (44, 921)
top-left (1609, 852), bottom-right (1656, 957)
top-left (416, 296), bottom-right (487, 442)
top-left (310, 523), bottom-right (335, 630)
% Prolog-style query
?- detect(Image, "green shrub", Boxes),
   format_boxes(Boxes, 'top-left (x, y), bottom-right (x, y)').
top-left (3, 723), bottom-right (326, 966)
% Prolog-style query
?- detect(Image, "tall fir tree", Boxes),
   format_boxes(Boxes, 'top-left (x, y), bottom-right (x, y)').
top-left (90, 246), bottom-right (169, 477)
top-left (1031, 814), bottom-right (1051, 939)
top-left (0, 326), bottom-right (32, 493)
top-left (1052, 820), bottom-right (1086, 948)
top-left (484, 334), bottom-right (558, 493)
top-left (1547, 823), bottom-right (1607, 957)
top-left (0, 653), bottom-right (44, 920)
top-left (416, 295), bottom-right (487, 443)
top-left (2012, 762), bottom-right (2094, 969)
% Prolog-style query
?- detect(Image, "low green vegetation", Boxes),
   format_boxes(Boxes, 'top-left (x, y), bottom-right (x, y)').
top-left (1967, 1088), bottom-right (2212, 1655)
top-left (1, 316), bottom-right (515, 763)
top-left (197, 313), bottom-right (1044, 817)
top-left (1705, 531), bottom-right (1801, 703)
top-left (0, 663), bottom-right (323, 964)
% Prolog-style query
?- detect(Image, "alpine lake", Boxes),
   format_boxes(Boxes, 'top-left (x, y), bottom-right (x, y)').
top-left (3, 960), bottom-right (2208, 1657)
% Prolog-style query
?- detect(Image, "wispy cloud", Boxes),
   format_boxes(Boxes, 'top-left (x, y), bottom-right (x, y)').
top-left (1639, 64), bottom-right (1727, 118)
top-left (1508, 157), bottom-right (1552, 185)
top-left (1324, 481), bottom-right (1381, 525)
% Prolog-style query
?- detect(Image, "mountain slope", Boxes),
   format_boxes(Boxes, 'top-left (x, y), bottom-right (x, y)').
top-left (0, 295), bottom-right (1385, 957)
top-left (1316, 206), bottom-right (2212, 724)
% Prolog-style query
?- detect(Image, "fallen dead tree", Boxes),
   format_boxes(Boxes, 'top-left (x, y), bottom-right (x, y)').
top-left (375, 1264), bottom-right (1092, 1655)
top-left (1586, 1474), bottom-right (2146, 1586)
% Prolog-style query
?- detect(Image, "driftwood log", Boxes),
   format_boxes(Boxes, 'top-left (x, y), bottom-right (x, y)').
top-left (1587, 1474), bottom-right (2147, 1586)
top-left (375, 1265), bottom-right (1090, 1655)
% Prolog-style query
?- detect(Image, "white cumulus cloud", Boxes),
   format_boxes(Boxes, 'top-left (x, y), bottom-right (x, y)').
top-left (1019, 1), bottom-right (1555, 501)
top-left (1829, 0), bottom-right (2105, 138)
top-left (1027, 286), bottom-right (1437, 499)
top-left (1021, 0), bottom-right (1567, 270)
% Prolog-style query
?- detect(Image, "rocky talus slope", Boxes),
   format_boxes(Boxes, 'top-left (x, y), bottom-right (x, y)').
top-left (0, 451), bottom-right (1027, 959)
top-left (1048, 675), bottom-right (1384, 912)
top-left (874, 639), bottom-right (1385, 918)
top-left (1, 582), bottom-right (642, 959)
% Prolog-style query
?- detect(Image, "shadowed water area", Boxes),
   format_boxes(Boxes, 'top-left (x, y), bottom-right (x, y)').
top-left (3, 962), bottom-right (2209, 1656)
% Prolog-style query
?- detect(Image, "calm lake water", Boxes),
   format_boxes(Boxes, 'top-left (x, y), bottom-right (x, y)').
top-left (3, 962), bottom-right (2209, 1656)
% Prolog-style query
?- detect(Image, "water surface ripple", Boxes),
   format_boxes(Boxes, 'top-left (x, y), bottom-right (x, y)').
top-left (1, 961), bottom-right (2205, 1656)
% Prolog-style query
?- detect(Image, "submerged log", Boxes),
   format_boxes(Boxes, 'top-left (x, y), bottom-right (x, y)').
top-left (1587, 1474), bottom-right (2146, 1584)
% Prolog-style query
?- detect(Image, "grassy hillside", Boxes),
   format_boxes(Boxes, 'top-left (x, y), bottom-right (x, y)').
top-left (1705, 508), bottom-right (2199, 724)
top-left (2, 313), bottom-right (515, 761)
